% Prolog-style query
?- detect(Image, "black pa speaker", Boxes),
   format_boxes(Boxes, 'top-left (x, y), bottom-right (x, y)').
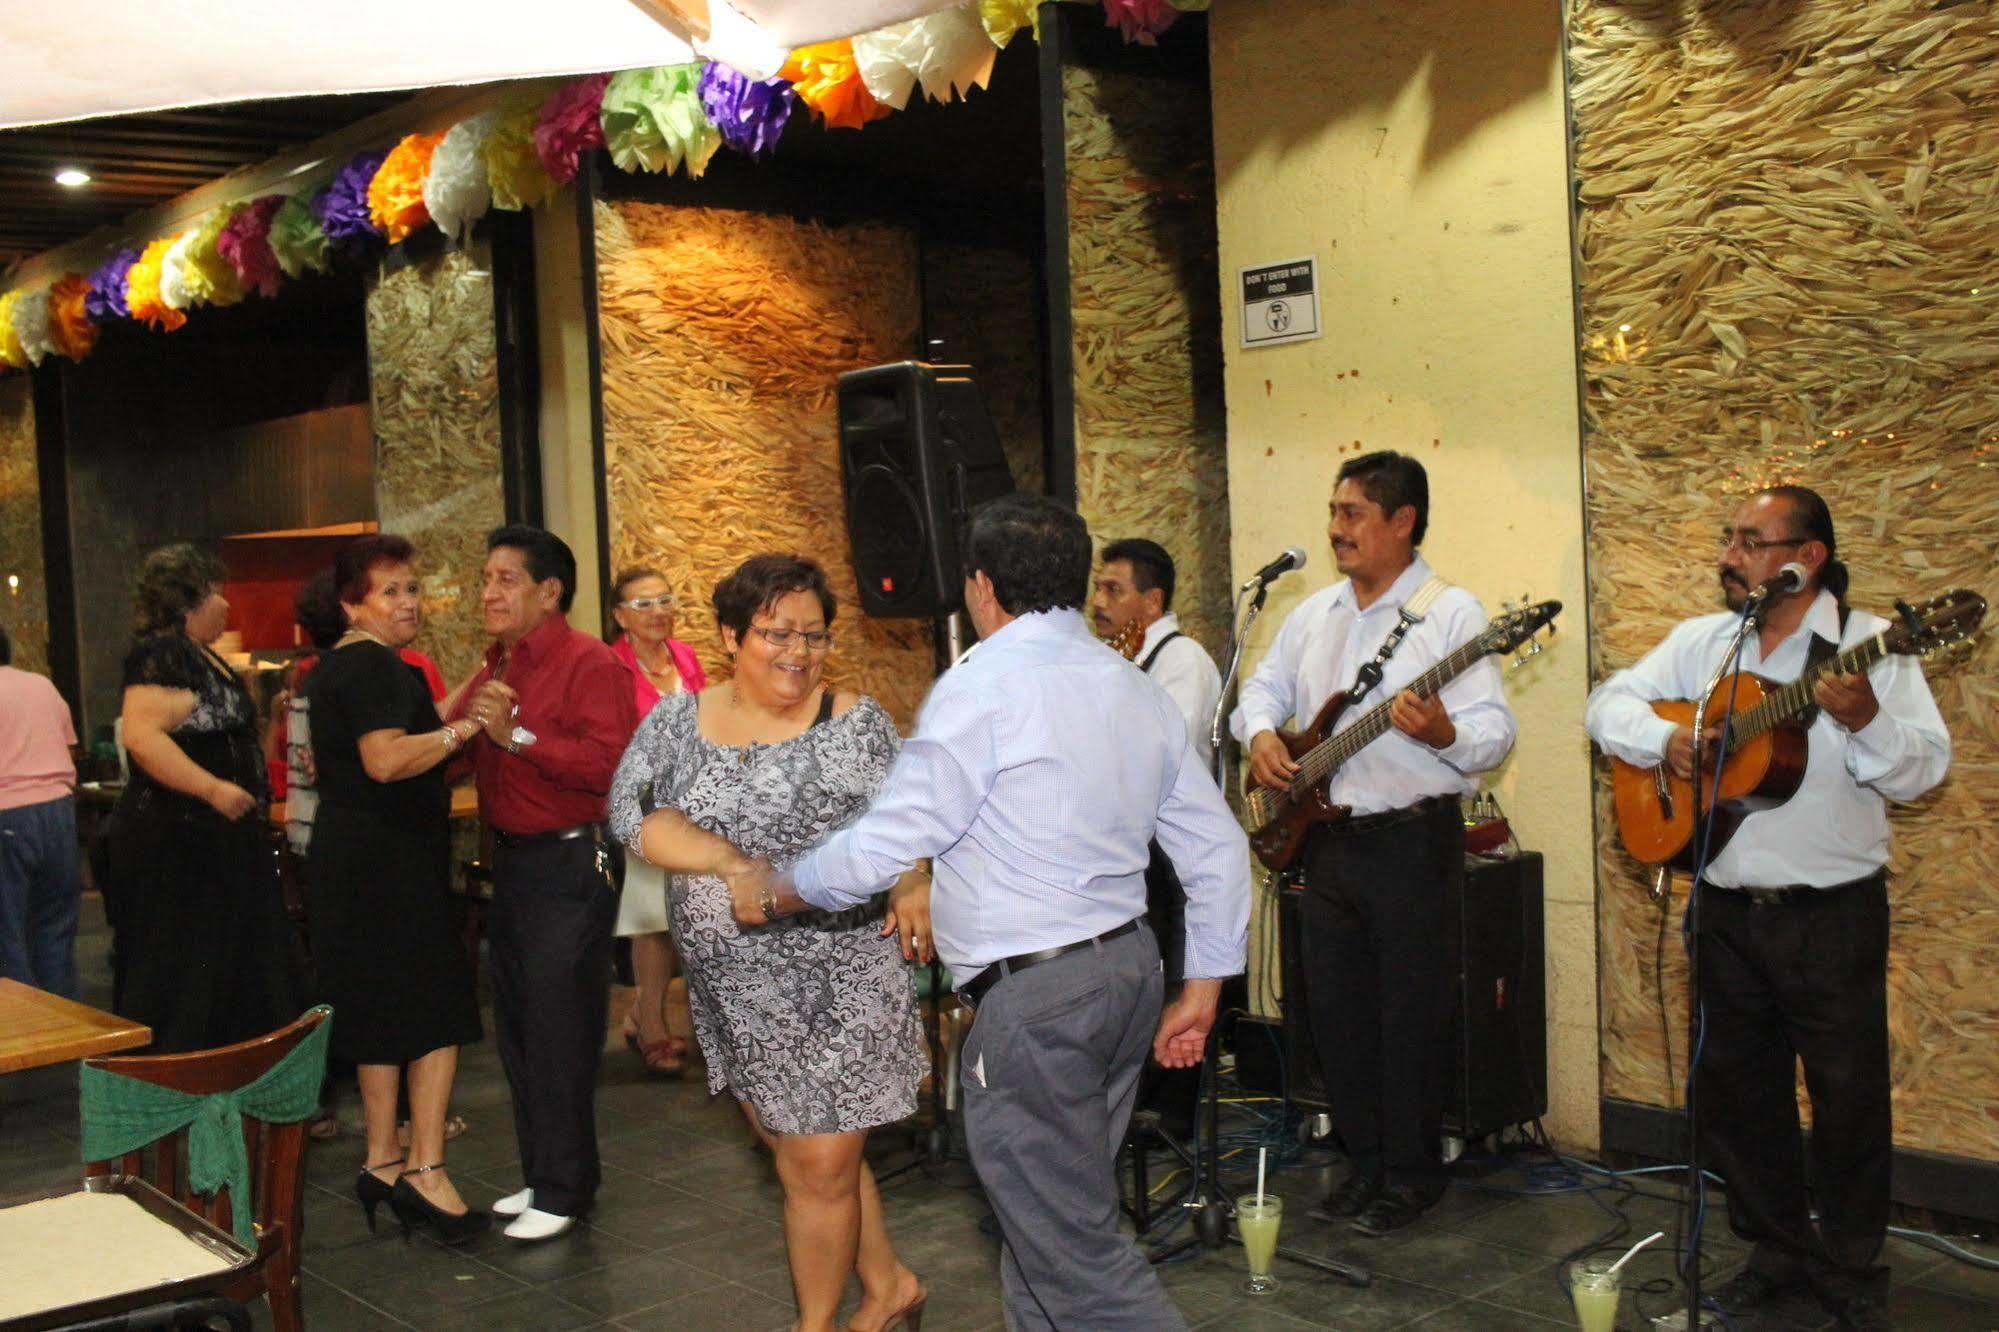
top-left (1270, 851), bottom-right (1547, 1142)
top-left (837, 361), bottom-right (1014, 618)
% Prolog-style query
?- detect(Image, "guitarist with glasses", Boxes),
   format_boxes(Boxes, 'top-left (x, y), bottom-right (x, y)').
top-left (1583, 485), bottom-right (1952, 1332)
top-left (1232, 451), bottom-right (1518, 1236)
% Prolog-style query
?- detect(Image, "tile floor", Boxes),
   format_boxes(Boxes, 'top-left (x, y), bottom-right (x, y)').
top-left (4, 902), bottom-right (1997, 1331)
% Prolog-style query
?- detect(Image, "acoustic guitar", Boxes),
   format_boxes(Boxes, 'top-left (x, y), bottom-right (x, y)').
top-left (1244, 599), bottom-right (1562, 872)
top-left (1610, 588), bottom-right (1985, 867)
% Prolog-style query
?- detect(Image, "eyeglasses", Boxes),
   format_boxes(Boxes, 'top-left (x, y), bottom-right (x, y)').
top-left (1717, 532), bottom-right (1810, 555)
top-left (750, 625), bottom-right (835, 652)
top-left (618, 596), bottom-right (677, 612)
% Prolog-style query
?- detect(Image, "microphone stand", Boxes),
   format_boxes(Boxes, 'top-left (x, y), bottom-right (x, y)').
top-left (1154, 577), bottom-right (1367, 1287)
top-left (1677, 592), bottom-right (1762, 1331)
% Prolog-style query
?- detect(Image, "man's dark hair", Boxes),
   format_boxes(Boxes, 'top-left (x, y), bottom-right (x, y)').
top-left (712, 554), bottom-right (836, 639)
top-left (1760, 484), bottom-right (1849, 603)
top-left (332, 533), bottom-right (417, 606)
top-left (293, 571), bottom-right (346, 651)
top-left (1336, 451), bottom-right (1430, 546)
top-left (1101, 538), bottom-right (1176, 613)
top-left (486, 524), bottom-right (577, 613)
top-left (0, 621), bottom-right (11, 666)
top-left (132, 543), bottom-right (228, 635)
top-left (964, 495), bottom-right (1092, 616)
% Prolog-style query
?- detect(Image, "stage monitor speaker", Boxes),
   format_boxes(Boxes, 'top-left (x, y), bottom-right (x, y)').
top-left (837, 361), bottom-right (1014, 618)
top-left (1273, 851), bottom-right (1547, 1143)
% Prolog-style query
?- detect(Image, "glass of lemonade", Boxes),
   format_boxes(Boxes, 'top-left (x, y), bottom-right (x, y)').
top-left (1568, 1255), bottom-right (1622, 1332)
top-left (1237, 1194), bottom-right (1282, 1295)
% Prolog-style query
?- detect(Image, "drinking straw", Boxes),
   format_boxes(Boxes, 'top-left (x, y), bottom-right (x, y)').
top-left (1256, 1147), bottom-right (1268, 1205)
top-left (1607, 1230), bottom-right (1665, 1275)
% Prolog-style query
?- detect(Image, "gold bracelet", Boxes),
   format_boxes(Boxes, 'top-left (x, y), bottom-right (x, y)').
top-left (758, 883), bottom-right (781, 922)
top-left (439, 726), bottom-right (458, 756)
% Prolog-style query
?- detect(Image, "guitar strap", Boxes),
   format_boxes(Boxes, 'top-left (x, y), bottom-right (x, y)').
top-left (1138, 631), bottom-right (1184, 674)
top-left (1346, 575), bottom-right (1451, 700)
top-left (1795, 603), bottom-right (1851, 728)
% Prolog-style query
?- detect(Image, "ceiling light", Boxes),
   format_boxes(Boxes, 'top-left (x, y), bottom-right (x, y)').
top-left (54, 167), bottom-right (91, 188)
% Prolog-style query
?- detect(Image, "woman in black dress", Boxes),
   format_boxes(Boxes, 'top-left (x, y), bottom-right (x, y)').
top-left (304, 535), bottom-right (486, 1242)
top-left (111, 544), bottom-right (305, 1052)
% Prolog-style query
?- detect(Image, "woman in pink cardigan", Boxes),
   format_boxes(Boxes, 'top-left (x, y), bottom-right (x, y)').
top-left (607, 566), bottom-right (707, 1075)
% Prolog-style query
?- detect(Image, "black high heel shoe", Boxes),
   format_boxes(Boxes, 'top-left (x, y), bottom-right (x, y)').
top-left (355, 1159), bottom-right (403, 1234)
top-left (388, 1164), bottom-right (491, 1245)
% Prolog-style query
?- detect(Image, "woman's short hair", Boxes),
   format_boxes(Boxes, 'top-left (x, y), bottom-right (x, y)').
top-left (964, 495), bottom-right (1091, 616)
top-left (293, 570), bottom-right (347, 651)
top-left (611, 566), bottom-right (669, 604)
top-left (132, 543), bottom-right (227, 635)
top-left (333, 533), bottom-right (417, 606)
top-left (712, 554), bottom-right (836, 639)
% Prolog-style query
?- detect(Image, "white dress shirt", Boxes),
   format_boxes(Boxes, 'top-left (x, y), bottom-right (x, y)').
top-left (1136, 613), bottom-right (1222, 770)
top-left (1583, 589), bottom-right (1951, 889)
top-left (1228, 557), bottom-right (1517, 816)
top-left (789, 609), bottom-right (1251, 981)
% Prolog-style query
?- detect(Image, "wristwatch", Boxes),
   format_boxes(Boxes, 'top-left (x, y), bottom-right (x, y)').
top-left (506, 725), bottom-right (537, 755)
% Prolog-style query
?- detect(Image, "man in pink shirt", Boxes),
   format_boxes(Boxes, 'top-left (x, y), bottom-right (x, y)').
top-left (0, 623), bottom-right (83, 997)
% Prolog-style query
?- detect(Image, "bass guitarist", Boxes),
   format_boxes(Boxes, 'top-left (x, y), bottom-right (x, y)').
top-left (1583, 486), bottom-right (1950, 1331)
top-left (1231, 451), bottom-right (1516, 1234)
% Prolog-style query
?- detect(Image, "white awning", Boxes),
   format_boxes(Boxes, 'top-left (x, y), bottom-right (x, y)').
top-left (0, 0), bottom-right (967, 130)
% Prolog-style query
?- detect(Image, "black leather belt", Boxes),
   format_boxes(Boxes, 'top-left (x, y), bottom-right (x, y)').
top-left (959, 919), bottom-right (1142, 1007)
top-left (1325, 793), bottom-right (1458, 841)
top-left (1704, 871), bottom-right (1883, 908)
top-left (492, 823), bottom-right (601, 851)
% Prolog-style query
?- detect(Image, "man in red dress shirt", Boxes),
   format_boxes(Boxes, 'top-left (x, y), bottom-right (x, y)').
top-left (454, 526), bottom-right (637, 1241)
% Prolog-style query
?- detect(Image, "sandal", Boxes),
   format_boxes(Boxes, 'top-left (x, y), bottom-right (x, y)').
top-left (307, 1111), bottom-right (342, 1142)
top-left (637, 1036), bottom-right (686, 1077)
top-left (396, 1115), bottom-right (469, 1147)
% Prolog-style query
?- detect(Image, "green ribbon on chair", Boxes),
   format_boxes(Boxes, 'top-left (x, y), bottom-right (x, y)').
top-left (78, 1007), bottom-right (333, 1246)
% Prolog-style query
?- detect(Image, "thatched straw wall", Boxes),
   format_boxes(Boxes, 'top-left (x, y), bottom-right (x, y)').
top-left (0, 377), bottom-right (47, 676)
top-left (593, 200), bottom-right (933, 727)
top-left (1063, 64), bottom-right (1232, 663)
top-left (1572, 0), bottom-right (1999, 1163)
top-left (365, 245), bottom-right (505, 690)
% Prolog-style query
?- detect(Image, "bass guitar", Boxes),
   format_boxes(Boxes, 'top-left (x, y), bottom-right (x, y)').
top-left (1245, 599), bottom-right (1561, 872)
top-left (1610, 587), bottom-right (1984, 867)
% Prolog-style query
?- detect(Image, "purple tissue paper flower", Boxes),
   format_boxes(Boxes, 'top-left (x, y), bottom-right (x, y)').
top-left (312, 149), bottom-right (389, 247)
top-left (85, 248), bottom-right (141, 322)
top-left (699, 64), bottom-right (796, 158)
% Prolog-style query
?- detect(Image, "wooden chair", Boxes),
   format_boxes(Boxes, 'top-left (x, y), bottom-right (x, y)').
top-left (81, 1008), bottom-right (328, 1332)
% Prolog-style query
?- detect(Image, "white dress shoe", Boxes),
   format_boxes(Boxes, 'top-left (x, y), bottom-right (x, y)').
top-left (491, 1187), bottom-right (534, 1218)
top-left (502, 1207), bottom-right (574, 1241)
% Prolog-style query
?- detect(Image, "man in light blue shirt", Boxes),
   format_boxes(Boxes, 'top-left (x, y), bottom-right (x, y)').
top-left (730, 495), bottom-right (1249, 1332)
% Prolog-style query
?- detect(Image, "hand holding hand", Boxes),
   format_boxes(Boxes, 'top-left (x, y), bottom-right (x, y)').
top-left (470, 681), bottom-right (517, 745)
top-left (1389, 689), bottom-right (1456, 750)
top-left (1247, 731), bottom-right (1300, 791)
top-left (1814, 671), bottom-right (1880, 732)
top-left (724, 857), bottom-right (778, 926)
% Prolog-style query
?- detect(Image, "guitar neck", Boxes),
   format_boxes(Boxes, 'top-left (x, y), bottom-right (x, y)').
top-left (1730, 631), bottom-right (1889, 740)
top-left (1294, 639), bottom-right (1487, 788)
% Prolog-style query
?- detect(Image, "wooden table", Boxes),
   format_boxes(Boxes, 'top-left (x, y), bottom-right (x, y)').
top-left (0, 979), bottom-right (151, 1074)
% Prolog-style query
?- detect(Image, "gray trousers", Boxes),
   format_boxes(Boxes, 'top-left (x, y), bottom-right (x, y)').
top-left (960, 923), bottom-right (1185, 1332)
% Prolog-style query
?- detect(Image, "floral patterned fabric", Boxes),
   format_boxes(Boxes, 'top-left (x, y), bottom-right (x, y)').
top-left (608, 691), bottom-right (924, 1134)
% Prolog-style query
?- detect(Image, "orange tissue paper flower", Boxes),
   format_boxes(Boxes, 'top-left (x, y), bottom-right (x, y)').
top-left (50, 274), bottom-right (98, 362)
top-left (127, 236), bottom-right (188, 332)
top-left (780, 41), bottom-right (892, 131)
top-left (369, 131), bottom-right (447, 243)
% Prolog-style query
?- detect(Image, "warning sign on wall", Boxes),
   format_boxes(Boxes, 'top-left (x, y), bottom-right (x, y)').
top-left (1238, 257), bottom-right (1321, 349)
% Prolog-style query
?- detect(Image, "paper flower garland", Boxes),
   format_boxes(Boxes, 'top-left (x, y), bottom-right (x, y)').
top-left (485, 101), bottom-right (557, 211)
top-left (12, 290), bottom-right (56, 366)
top-left (603, 65), bottom-right (722, 178)
top-left (853, 9), bottom-right (998, 109)
top-left (181, 205), bottom-right (248, 307)
top-left (158, 231), bottom-right (199, 310)
top-left (269, 196), bottom-right (331, 277)
top-left (781, 42), bottom-right (892, 131)
top-left (85, 249), bottom-right (140, 322)
top-left (125, 237), bottom-right (186, 331)
top-left (49, 274), bottom-right (99, 362)
top-left (218, 196), bottom-right (286, 298)
top-left (697, 64), bottom-right (795, 157)
top-left (535, 75), bottom-right (611, 186)
top-left (313, 149), bottom-right (389, 250)
top-left (424, 110), bottom-right (500, 244)
top-left (1103, 0), bottom-right (1179, 45)
top-left (369, 131), bottom-right (446, 243)
top-left (980, 0), bottom-right (1041, 47)
top-left (0, 292), bottom-right (27, 369)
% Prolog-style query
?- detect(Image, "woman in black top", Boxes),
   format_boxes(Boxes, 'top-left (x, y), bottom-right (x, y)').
top-left (304, 534), bottom-right (486, 1242)
top-left (110, 544), bottom-right (305, 1052)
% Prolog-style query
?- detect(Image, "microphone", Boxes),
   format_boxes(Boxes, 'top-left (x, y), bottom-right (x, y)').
top-left (1742, 561), bottom-right (1809, 613)
top-left (1241, 547), bottom-right (1307, 591)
